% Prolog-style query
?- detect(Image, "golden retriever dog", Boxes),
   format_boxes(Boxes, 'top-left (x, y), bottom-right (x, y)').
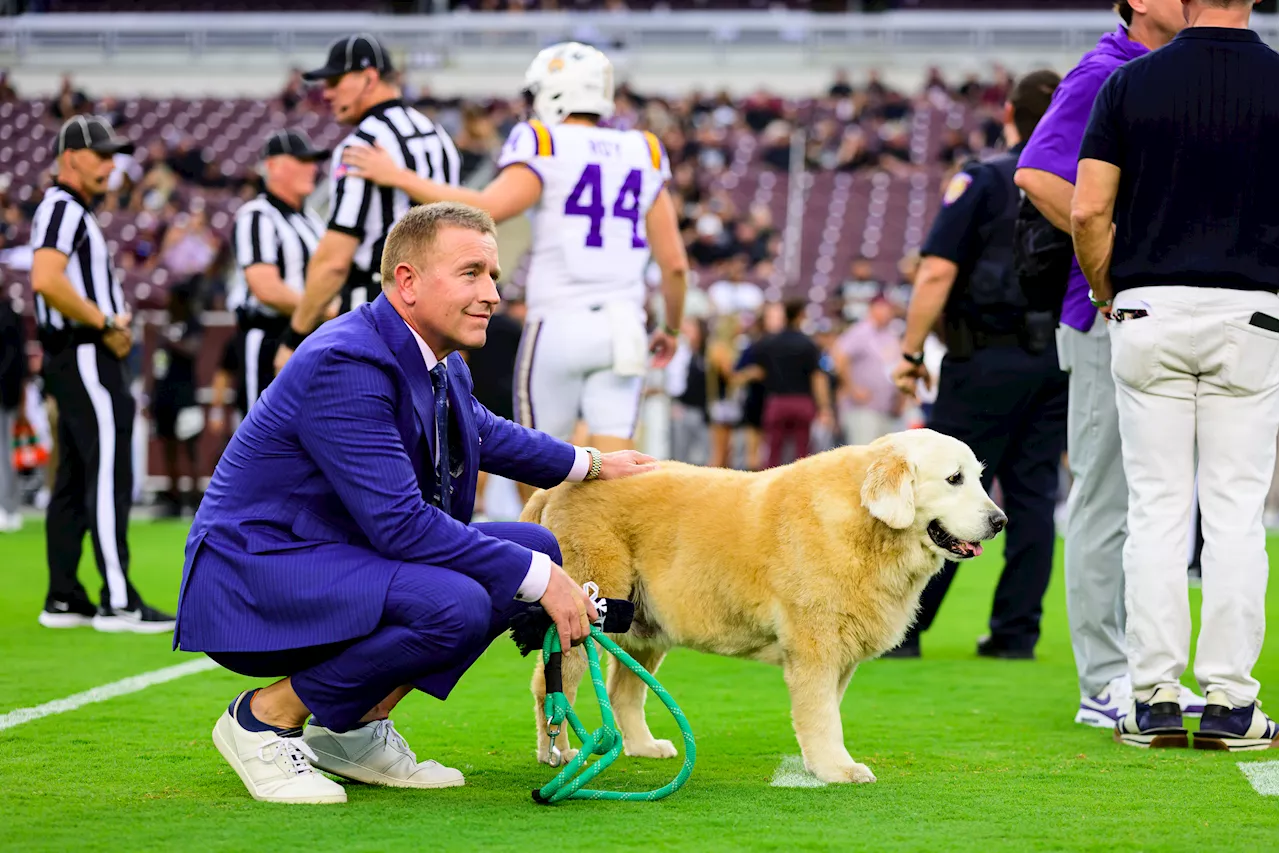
top-left (520, 428), bottom-right (1006, 784)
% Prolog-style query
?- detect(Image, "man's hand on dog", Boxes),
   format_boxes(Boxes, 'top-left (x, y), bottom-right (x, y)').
top-left (540, 565), bottom-right (600, 652)
top-left (596, 450), bottom-right (661, 480)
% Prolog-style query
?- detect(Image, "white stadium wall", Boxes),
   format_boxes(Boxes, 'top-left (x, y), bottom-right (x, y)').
top-left (2, 11), bottom-right (1275, 98)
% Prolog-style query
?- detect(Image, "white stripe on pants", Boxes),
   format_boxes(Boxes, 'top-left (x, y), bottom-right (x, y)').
top-left (1110, 286), bottom-right (1279, 707)
top-left (0, 406), bottom-right (17, 514)
top-left (244, 328), bottom-right (264, 411)
top-left (75, 344), bottom-right (128, 610)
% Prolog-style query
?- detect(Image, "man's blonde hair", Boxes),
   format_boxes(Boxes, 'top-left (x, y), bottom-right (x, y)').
top-left (379, 201), bottom-right (497, 289)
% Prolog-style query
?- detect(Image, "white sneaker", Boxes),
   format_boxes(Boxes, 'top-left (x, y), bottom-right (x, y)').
top-left (303, 719), bottom-right (465, 789)
top-left (212, 695), bottom-right (347, 804)
top-left (1076, 674), bottom-right (1132, 729)
top-left (0, 509), bottom-right (22, 533)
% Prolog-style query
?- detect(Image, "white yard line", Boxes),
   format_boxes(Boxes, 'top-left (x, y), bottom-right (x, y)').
top-left (1237, 760), bottom-right (1279, 796)
top-left (0, 658), bottom-right (219, 733)
top-left (770, 754), bottom-right (827, 788)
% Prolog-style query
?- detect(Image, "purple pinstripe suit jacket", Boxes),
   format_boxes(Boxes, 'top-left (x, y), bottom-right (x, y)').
top-left (174, 294), bottom-right (576, 653)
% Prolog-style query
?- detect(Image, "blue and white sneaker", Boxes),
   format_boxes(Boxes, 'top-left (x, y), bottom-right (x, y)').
top-left (1114, 687), bottom-right (1188, 748)
top-left (1076, 675), bottom-right (1131, 729)
top-left (1193, 691), bottom-right (1280, 752)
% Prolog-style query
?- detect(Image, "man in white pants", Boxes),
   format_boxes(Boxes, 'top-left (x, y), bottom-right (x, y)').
top-left (1073, 0), bottom-right (1278, 751)
top-left (338, 42), bottom-right (689, 469)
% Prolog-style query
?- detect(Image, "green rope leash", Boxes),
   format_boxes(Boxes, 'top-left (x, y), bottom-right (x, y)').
top-left (533, 625), bottom-right (696, 804)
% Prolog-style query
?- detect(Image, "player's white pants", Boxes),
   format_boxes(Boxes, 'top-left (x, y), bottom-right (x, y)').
top-left (1110, 286), bottom-right (1278, 707)
top-left (514, 304), bottom-right (646, 442)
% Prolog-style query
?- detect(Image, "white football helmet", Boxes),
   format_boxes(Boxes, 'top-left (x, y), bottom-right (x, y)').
top-left (522, 42), bottom-right (615, 126)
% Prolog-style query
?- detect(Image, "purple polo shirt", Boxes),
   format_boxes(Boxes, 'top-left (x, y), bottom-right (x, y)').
top-left (1018, 25), bottom-right (1150, 331)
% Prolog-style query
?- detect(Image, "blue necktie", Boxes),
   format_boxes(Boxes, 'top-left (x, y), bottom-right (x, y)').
top-left (429, 362), bottom-right (452, 516)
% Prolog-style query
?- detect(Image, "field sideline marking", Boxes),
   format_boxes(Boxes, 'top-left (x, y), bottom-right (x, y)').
top-left (1237, 760), bottom-right (1278, 796)
top-left (770, 754), bottom-right (827, 788)
top-left (0, 658), bottom-right (219, 733)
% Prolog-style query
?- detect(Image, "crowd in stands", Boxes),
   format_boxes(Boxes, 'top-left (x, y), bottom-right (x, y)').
top-left (0, 64), bottom-right (1016, 507)
top-left (0, 63), bottom-right (1008, 316)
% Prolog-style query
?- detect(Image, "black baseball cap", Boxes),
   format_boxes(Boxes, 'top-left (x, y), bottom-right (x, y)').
top-left (301, 33), bottom-right (393, 82)
top-left (262, 128), bottom-right (331, 162)
top-left (54, 115), bottom-right (135, 157)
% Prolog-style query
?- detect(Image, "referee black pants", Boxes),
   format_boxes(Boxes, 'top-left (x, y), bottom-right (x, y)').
top-left (235, 327), bottom-right (280, 416)
top-left (43, 342), bottom-right (138, 611)
top-left (905, 342), bottom-right (1068, 653)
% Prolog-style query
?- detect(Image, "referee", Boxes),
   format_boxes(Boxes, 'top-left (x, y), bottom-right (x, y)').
top-left (31, 116), bottom-right (174, 633)
top-left (228, 129), bottom-right (327, 413)
top-left (1073, 0), bottom-right (1278, 751)
top-left (274, 33), bottom-right (461, 371)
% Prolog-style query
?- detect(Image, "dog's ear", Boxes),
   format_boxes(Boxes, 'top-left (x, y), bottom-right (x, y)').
top-left (861, 442), bottom-right (915, 529)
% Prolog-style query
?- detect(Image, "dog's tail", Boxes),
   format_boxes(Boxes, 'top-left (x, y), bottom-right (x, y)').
top-left (519, 487), bottom-right (551, 525)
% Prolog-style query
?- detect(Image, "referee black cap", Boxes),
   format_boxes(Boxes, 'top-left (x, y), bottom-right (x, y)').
top-left (302, 33), bottom-right (393, 82)
top-left (55, 115), bottom-right (135, 157)
top-left (262, 128), bottom-right (331, 162)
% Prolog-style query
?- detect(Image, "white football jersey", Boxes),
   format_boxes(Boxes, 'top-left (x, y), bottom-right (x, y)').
top-left (497, 120), bottom-right (671, 317)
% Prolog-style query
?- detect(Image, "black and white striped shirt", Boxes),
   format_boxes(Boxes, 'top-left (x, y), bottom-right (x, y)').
top-left (30, 184), bottom-right (125, 334)
top-left (328, 98), bottom-right (461, 309)
top-left (228, 192), bottom-right (324, 324)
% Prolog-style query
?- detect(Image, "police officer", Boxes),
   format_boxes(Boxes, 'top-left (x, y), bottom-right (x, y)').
top-left (889, 70), bottom-right (1064, 659)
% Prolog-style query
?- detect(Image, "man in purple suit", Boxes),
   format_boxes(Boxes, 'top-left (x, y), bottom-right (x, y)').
top-left (176, 202), bottom-right (658, 804)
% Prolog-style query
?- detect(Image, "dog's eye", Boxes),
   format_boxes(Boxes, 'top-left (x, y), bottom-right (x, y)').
top-left (946, 472), bottom-right (964, 486)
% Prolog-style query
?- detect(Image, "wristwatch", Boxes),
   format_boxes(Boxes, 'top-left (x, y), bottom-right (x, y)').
top-left (583, 446), bottom-right (603, 481)
top-left (662, 323), bottom-right (679, 337)
top-left (1088, 289), bottom-right (1112, 309)
top-left (280, 326), bottom-right (310, 350)
top-left (902, 351), bottom-right (925, 367)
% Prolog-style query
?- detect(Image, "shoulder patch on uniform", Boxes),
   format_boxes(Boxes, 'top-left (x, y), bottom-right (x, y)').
top-left (942, 172), bottom-right (973, 206)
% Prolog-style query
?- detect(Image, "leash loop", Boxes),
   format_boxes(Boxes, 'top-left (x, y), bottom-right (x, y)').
top-left (533, 625), bottom-right (696, 804)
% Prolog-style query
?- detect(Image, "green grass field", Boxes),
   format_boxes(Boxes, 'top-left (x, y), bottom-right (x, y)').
top-left (1, 519), bottom-right (1276, 853)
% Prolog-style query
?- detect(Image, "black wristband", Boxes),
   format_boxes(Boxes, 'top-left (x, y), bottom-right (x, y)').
top-left (280, 327), bottom-right (310, 350)
top-left (902, 351), bottom-right (925, 367)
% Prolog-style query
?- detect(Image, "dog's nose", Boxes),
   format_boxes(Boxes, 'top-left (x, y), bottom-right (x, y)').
top-left (988, 509), bottom-right (1007, 534)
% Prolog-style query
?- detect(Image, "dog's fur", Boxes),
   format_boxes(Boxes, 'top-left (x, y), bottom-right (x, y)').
top-left (520, 429), bottom-right (1005, 784)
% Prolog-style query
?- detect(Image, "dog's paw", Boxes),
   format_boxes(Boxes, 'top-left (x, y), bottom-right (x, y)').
top-left (847, 762), bottom-right (876, 784)
top-left (810, 761), bottom-right (877, 784)
top-left (624, 739), bottom-right (678, 759)
top-left (536, 745), bottom-right (579, 766)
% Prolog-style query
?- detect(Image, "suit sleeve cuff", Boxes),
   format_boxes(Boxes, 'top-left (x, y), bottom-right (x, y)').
top-left (564, 447), bottom-right (592, 482)
top-left (516, 550), bottom-right (552, 602)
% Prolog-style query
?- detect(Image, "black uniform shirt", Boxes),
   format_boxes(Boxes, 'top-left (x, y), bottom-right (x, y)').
top-left (921, 158), bottom-right (1009, 270)
top-left (922, 145), bottom-right (1025, 337)
top-left (1078, 27), bottom-right (1278, 294)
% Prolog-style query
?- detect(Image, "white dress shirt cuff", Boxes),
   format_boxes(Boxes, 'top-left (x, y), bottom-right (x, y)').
top-left (565, 447), bottom-right (593, 482)
top-left (516, 550), bottom-right (552, 602)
